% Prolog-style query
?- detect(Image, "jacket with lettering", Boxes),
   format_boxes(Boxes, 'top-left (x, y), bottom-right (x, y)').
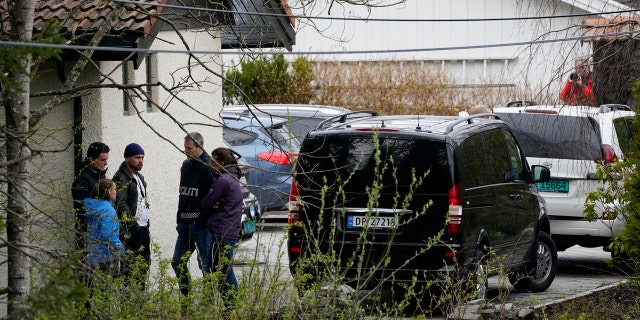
top-left (177, 152), bottom-right (214, 224)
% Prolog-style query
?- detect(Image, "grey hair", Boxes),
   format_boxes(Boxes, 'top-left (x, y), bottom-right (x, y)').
top-left (185, 132), bottom-right (204, 148)
top-left (574, 57), bottom-right (589, 67)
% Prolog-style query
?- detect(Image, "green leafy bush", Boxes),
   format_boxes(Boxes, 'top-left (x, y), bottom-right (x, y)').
top-left (223, 54), bottom-right (314, 105)
top-left (584, 78), bottom-right (640, 270)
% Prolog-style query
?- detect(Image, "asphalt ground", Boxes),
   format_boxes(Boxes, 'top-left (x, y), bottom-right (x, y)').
top-left (233, 224), bottom-right (624, 317)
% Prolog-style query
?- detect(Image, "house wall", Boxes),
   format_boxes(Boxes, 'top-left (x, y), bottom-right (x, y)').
top-left (0, 28), bottom-right (222, 317)
top-left (288, 0), bottom-right (594, 106)
top-left (0, 61), bottom-right (102, 317)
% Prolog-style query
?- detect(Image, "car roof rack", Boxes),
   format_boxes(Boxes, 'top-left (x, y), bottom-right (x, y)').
top-left (504, 100), bottom-right (537, 108)
top-left (444, 114), bottom-right (502, 134)
top-left (599, 104), bottom-right (633, 113)
top-left (315, 110), bottom-right (378, 130)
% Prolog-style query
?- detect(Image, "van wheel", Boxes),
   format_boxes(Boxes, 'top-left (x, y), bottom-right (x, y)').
top-left (469, 248), bottom-right (488, 301)
top-left (509, 231), bottom-right (558, 292)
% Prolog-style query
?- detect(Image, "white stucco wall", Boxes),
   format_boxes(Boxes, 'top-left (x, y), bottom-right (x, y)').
top-left (0, 28), bottom-right (222, 317)
top-left (0, 61), bottom-right (104, 317)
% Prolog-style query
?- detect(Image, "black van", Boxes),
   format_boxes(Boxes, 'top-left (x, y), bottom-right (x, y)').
top-left (287, 113), bottom-right (557, 298)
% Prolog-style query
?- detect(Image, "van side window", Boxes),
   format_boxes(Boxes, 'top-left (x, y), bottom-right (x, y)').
top-left (502, 129), bottom-right (525, 182)
top-left (482, 129), bottom-right (516, 184)
top-left (614, 117), bottom-right (633, 156)
top-left (458, 134), bottom-right (489, 188)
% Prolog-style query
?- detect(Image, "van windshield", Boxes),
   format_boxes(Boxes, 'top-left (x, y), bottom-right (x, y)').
top-left (497, 113), bottom-right (601, 160)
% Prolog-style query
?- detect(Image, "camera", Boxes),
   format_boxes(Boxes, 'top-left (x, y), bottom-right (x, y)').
top-left (570, 73), bottom-right (581, 82)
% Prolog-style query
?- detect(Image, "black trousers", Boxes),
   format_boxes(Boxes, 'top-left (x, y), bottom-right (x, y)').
top-left (122, 226), bottom-right (151, 289)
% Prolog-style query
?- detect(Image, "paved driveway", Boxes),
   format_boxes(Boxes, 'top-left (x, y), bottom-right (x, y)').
top-left (501, 245), bottom-right (623, 308)
top-left (232, 225), bottom-right (624, 316)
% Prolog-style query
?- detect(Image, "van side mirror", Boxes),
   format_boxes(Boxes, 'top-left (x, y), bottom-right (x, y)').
top-left (531, 165), bottom-right (550, 183)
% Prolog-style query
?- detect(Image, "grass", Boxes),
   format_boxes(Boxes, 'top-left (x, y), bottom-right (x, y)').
top-left (539, 280), bottom-right (640, 320)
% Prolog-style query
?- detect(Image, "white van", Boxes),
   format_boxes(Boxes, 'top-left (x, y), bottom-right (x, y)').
top-left (494, 104), bottom-right (635, 254)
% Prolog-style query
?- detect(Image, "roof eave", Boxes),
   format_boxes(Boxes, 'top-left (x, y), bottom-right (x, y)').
top-left (221, 0), bottom-right (295, 51)
top-left (562, 0), bottom-right (639, 18)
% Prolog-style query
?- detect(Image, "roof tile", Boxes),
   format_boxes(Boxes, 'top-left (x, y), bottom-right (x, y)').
top-left (582, 17), bottom-right (640, 42)
top-left (1, 0), bottom-right (166, 37)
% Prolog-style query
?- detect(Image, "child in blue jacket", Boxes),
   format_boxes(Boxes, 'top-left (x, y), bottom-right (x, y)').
top-left (85, 179), bottom-right (124, 276)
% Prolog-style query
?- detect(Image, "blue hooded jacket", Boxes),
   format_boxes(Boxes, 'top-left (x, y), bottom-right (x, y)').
top-left (84, 198), bottom-right (125, 265)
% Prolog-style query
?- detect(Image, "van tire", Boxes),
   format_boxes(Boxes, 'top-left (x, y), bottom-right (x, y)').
top-left (469, 248), bottom-right (488, 301)
top-left (509, 231), bottom-right (558, 292)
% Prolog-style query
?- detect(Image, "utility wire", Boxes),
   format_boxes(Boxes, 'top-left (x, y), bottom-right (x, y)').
top-left (114, 0), bottom-right (640, 23)
top-left (1, 30), bottom-right (637, 56)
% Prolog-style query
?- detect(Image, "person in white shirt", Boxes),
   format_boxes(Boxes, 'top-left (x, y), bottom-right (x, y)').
top-left (113, 143), bottom-right (151, 289)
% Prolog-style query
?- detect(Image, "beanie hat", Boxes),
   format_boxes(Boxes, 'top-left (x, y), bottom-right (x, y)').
top-left (124, 143), bottom-right (145, 158)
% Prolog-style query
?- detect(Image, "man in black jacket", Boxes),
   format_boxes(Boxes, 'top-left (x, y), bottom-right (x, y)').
top-left (171, 132), bottom-right (214, 297)
top-left (71, 142), bottom-right (110, 252)
top-left (113, 143), bottom-right (150, 289)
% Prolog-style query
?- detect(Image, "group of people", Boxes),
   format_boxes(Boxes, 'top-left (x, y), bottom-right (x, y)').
top-left (72, 142), bottom-right (151, 285)
top-left (171, 133), bottom-right (244, 308)
top-left (71, 133), bottom-right (244, 309)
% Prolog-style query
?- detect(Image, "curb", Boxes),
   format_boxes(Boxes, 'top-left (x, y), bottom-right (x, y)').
top-left (532, 279), bottom-right (627, 311)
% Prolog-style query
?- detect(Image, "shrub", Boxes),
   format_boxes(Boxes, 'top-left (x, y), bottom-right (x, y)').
top-left (223, 54), bottom-right (314, 105)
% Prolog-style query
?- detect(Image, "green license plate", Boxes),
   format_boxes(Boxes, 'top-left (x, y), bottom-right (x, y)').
top-left (537, 179), bottom-right (569, 193)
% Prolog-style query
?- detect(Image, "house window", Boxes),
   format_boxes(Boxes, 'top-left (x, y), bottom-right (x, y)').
top-left (122, 61), bottom-right (135, 116)
top-left (145, 53), bottom-right (158, 112)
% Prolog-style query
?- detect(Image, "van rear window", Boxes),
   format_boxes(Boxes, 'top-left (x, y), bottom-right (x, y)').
top-left (297, 135), bottom-right (451, 193)
top-left (497, 113), bottom-right (601, 160)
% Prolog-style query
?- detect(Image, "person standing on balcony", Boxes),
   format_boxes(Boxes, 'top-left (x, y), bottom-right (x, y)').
top-left (560, 58), bottom-right (595, 106)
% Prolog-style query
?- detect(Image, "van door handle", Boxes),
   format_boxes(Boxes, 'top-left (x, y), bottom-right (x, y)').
top-left (509, 193), bottom-right (522, 201)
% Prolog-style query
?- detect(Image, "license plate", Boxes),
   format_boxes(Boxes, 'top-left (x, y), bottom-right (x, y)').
top-left (537, 179), bottom-right (569, 193)
top-left (347, 215), bottom-right (398, 229)
top-left (243, 220), bottom-right (256, 233)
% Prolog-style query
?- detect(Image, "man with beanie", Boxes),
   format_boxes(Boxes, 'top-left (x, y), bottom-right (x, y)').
top-left (171, 132), bottom-right (214, 298)
top-left (72, 142), bottom-right (110, 253)
top-left (113, 142), bottom-right (151, 289)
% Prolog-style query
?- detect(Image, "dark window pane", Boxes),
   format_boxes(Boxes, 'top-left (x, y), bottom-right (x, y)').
top-left (223, 127), bottom-right (258, 146)
top-left (482, 130), bottom-right (512, 184)
top-left (614, 117), bottom-right (632, 156)
top-left (458, 134), bottom-right (488, 188)
top-left (298, 135), bottom-right (451, 194)
top-left (501, 129), bottom-right (525, 182)
top-left (498, 113), bottom-right (601, 160)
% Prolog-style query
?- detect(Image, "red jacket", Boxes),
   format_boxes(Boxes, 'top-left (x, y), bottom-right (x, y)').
top-left (560, 76), bottom-right (595, 106)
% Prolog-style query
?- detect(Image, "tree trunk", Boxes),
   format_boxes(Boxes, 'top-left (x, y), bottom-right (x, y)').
top-left (4, 0), bottom-right (35, 319)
